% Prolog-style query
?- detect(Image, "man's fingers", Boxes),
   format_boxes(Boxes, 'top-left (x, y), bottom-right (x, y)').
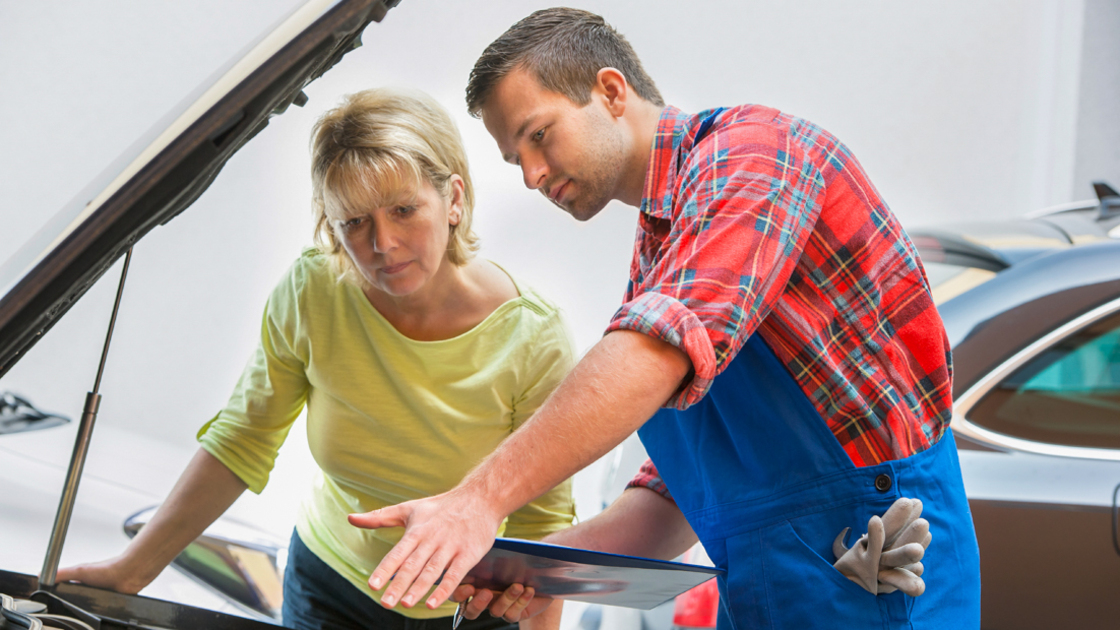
top-left (463, 588), bottom-right (494, 620)
top-left (426, 555), bottom-right (474, 609)
top-left (381, 543), bottom-right (439, 608)
top-left (348, 506), bottom-right (408, 530)
top-left (483, 583), bottom-right (525, 619)
top-left (368, 535), bottom-right (420, 594)
top-left (502, 586), bottom-right (536, 622)
top-left (401, 549), bottom-right (453, 608)
top-left (450, 584), bottom-right (477, 604)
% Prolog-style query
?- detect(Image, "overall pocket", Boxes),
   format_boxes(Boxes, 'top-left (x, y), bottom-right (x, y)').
top-left (752, 518), bottom-right (892, 629)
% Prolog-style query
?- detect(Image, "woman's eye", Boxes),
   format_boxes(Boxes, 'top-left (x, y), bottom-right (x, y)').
top-left (395, 205), bottom-right (415, 216)
top-left (341, 217), bottom-right (362, 231)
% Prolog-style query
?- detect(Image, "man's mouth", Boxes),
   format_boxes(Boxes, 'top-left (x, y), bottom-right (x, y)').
top-left (548, 180), bottom-right (570, 204)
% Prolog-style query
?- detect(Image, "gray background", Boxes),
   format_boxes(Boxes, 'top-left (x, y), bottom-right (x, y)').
top-left (0, 1), bottom-right (1117, 611)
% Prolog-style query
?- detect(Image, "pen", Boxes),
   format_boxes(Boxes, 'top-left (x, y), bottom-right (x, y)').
top-left (452, 598), bottom-right (468, 629)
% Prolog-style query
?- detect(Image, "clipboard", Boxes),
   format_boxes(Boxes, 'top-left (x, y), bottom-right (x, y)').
top-left (461, 538), bottom-right (723, 609)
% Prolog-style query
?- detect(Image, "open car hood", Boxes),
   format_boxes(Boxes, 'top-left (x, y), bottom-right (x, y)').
top-left (0, 0), bottom-right (401, 379)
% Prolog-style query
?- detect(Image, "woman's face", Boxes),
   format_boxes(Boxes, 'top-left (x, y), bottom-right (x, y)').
top-left (334, 176), bottom-right (463, 299)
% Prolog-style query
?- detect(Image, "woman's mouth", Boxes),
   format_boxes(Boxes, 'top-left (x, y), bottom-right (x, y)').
top-left (380, 261), bottom-right (411, 275)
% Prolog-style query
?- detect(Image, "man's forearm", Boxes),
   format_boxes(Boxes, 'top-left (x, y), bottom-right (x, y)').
top-left (547, 487), bottom-right (699, 560)
top-left (461, 330), bottom-right (691, 519)
top-left (351, 330), bottom-right (692, 610)
top-left (519, 599), bottom-right (562, 630)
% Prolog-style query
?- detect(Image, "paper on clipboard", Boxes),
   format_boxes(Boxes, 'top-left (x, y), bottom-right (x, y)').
top-left (461, 538), bottom-right (723, 609)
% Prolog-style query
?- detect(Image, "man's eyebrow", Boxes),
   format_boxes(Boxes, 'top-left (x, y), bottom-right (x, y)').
top-left (514, 115), bottom-right (536, 143)
top-left (500, 116), bottom-right (537, 164)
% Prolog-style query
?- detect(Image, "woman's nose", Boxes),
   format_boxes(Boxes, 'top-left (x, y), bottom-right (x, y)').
top-left (371, 220), bottom-right (398, 253)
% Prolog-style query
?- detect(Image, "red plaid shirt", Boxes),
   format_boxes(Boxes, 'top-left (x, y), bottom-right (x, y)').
top-left (618, 106), bottom-right (953, 499)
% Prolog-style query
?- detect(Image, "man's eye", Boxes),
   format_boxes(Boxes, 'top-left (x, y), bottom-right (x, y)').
top-left (532, 128), bottom-right (545, 142)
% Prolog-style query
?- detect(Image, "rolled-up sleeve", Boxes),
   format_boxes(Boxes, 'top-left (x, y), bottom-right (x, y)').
top-left (607, 138), bottom-right (826, 409)
top-left (198, 273), bottom-right (309, 494)
top-left (625, 458), bottom-right (674, 503)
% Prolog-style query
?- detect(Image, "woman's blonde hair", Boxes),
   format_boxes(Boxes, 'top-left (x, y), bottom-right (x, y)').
top-left (310, 88), bottom-right (479, 286)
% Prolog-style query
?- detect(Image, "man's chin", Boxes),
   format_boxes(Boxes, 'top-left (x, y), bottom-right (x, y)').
top-left (559, 199), bottom-right (608, 222)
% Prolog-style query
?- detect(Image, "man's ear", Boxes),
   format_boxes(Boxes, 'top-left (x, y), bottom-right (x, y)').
top-left (594, 67), bottom-right (629, 118)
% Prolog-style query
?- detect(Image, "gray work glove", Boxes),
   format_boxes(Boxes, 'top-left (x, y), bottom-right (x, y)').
top-left (832, 497), bottom-right (931, 596)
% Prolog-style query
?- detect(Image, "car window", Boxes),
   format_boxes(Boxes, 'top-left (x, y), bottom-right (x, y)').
top-left (923, 262), bottom-right (997, 305)
top-left (966, 310), bottom-right (1120, 449)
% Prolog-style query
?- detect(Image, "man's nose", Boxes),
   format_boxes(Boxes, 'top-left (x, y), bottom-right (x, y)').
top-left (520, 154), bottom-right (548, 190)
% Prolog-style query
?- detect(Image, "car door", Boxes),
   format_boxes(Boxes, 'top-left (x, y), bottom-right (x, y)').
top-left (953, 297), bottom-right (1120, 629)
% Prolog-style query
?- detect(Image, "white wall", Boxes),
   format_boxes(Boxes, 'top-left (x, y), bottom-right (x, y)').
top-left (1074, 0), bottom-right (1120, 190)
top-left (0, 0), bottom-right (1112, 579)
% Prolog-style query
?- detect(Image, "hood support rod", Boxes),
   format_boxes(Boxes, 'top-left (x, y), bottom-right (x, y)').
top-left (39, 246), bottom-right (134, 589)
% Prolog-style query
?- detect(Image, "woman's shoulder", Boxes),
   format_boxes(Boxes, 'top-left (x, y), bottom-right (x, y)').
top-left (265, 248), bottom-right (347, 311)
top-left (485, 262), bottom-right (562, 322)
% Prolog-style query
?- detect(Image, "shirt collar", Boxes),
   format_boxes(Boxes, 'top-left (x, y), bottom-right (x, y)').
top-left (639, 106), bottom-right (693, 221)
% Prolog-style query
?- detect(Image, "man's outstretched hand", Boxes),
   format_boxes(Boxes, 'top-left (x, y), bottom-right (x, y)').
top-left (347, 488), bottom-right (504, 610)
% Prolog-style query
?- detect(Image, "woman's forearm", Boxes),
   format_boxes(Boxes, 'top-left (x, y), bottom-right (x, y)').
top-left (59, 447), bottom-right (247, 592)
top-left (125, 447), bottom-right (248, 578)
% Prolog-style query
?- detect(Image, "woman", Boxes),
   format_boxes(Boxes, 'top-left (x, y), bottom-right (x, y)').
top-left (58, 88), bottom-right (575, 630)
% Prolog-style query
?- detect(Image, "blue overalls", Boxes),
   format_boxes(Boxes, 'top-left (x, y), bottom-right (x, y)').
top-left (640, 334), bottom-right (981, 628)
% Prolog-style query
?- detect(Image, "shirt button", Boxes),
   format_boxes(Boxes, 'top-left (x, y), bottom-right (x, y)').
top-left (875, 473), bottom-right (892, 492)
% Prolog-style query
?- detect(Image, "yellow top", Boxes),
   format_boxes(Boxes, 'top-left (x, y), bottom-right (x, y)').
top-left (198, 250), bottom-right (576, 618)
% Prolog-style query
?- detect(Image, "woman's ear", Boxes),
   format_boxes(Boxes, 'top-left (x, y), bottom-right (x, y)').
top-left (447, 174), bottom-right (465, 226)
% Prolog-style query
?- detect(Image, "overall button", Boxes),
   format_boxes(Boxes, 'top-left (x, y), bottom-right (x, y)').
top-left (874, 473), bottom-right (892, 492)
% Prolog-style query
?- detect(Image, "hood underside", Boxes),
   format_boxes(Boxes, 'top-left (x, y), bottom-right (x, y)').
top-left (0, 0), bottom-right (400, 379)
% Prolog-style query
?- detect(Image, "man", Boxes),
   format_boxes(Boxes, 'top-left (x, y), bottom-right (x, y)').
top-left (348, 8), bottom-right (981, 628)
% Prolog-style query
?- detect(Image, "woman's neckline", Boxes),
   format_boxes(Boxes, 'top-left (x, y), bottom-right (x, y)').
top-left (356, 260), bottom-right (524, 344)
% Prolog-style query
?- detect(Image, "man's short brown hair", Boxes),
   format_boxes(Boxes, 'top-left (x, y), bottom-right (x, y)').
top-left (466, 7), bottom-right (664, 118)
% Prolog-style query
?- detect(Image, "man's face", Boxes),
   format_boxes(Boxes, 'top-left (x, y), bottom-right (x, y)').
top-left (480, 67), bottom-right (624, 221)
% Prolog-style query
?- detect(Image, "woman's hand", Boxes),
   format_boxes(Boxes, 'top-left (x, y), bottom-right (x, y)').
top-left (450, 583), bottom-right (554, 623)
top-left (56, 555), bottom-right (153, 595)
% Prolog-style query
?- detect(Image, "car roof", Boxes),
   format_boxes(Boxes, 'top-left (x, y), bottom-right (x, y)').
top-left (933, 239), bottom-right (1120, 396)
top-left (0, 0), bottom-right (401, 379)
